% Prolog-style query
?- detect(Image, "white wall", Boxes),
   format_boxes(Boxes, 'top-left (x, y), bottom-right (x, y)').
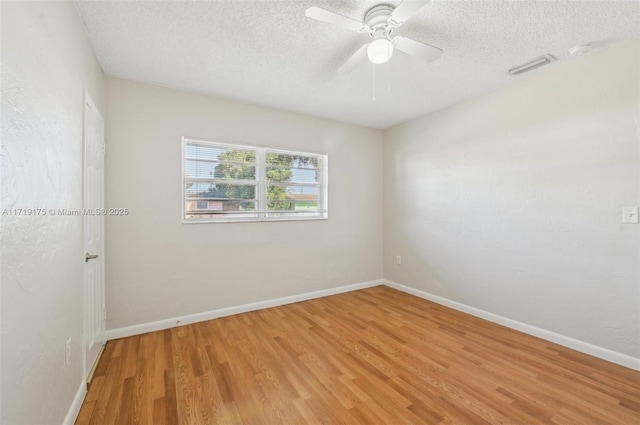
top-left (1, 1), bottom-right (105, 423)
top-left (1, 5), bottom-right (635, 423)
top-left (104, 77), bottom-right (383, 330)
top-left (383, 39), bottom-right (640, 359)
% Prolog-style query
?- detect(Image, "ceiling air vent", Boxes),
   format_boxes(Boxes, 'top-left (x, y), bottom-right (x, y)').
top-left (508, 55), bottom-right (556, 76)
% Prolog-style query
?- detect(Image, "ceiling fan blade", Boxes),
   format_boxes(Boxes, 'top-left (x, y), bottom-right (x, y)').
top-left (305, 6), bottom-right (368, 32)
top-left (389, 0), bottom-right (428, 26)
top-left (394, 36), bottom-right (442, 62)
top-left (337, 44), bottom-right (369, 74)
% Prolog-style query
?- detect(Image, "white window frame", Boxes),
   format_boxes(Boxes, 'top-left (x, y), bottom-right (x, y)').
top-left (182, 136), bottom-right (328, 223)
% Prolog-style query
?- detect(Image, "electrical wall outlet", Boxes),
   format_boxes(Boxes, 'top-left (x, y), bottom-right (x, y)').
top-left (396, 255), bottom-right (402, 265)
top-left (622, 207), bottom-right (639, 224)
top-left (65, 338), bottom-right (72, 366)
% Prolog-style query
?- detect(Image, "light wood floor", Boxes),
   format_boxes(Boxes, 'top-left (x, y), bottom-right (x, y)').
top-left (76, 286), bottom-right (640, 424)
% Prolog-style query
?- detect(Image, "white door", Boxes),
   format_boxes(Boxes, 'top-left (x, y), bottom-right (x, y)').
top-left (83, 92), bottom-right (106, 380)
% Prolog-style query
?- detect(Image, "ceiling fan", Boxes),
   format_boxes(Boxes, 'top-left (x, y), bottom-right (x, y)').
top-left (305, 0), bottom-right (443, 74)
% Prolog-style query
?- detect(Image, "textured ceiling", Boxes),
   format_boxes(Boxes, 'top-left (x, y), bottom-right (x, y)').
top-left (75, 0), bottom-right (640, 129)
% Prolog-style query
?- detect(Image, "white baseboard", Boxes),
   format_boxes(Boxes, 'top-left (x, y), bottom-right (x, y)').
top-left (105, 277), bottom-right (639, 371)
top-left (106, 279), bottom-right (384, 340)
top-left (63, 380), bottom-right (87, 425)
top-left (385, 280), bottom-right (640, 371)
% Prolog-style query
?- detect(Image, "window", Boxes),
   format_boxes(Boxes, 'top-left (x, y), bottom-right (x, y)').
top-left (182, 137), bottom-right (328, 223)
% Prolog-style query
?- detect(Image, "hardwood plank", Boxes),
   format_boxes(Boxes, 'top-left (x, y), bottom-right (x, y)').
top-left (131, 332), bottom-right (155, 425)
top-left (75, 286), bottom-right (640, 424)
top-left (115, 377), bottom-right (135, 424)
top-left (163, 329), bottom-right (179, 425)
top-left (75, 400), bottom-right (95, 425)
top-left (84, 344), bottom-right (124, 424)
top-left (84, 376), bottom-right (104, 403)
top-left (152, 397), bottom-right (166, 424)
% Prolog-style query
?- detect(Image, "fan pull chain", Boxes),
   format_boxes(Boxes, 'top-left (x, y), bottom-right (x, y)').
top-left (372, 63), bottom-right (376, 101)
top-left (387, 42), bottom-right (392, 92)
top-left (387, 63), bottom-right (391, 92)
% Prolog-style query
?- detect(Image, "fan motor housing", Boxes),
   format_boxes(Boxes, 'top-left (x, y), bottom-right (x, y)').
top-left (364, 4), bottom-right (394, 29)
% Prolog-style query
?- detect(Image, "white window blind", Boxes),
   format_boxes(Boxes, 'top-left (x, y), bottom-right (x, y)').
top-left (182, 137), bottom-right (328, 222)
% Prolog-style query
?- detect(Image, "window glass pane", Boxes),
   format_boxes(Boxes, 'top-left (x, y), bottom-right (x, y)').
top-left (266, 185), bottom-right (320, 211)
top-left (214, 184), bottom-right (256, 201)
top-left (186, 201), bottom-right (258, 220)
top-left (211, 163), bottom-right (256, 181)
top-left (185, 182), bottom-right (213, 197)
top-left (186, 200), bottom-right (256, 212)
top-left (184, 139), bottom-right (326, 222)
top-left (266, 166), bottom-right (318, 184)
top-left (266, 153), bottom-right (317, 168)
top-left (187, 182), bottom-right (256, 201)
top-left (185, 160), bottom-right (257, 181)
top-left (186, 143), bottom-right (255, 163)
top-left (185, 160), bottom-right (214, 179)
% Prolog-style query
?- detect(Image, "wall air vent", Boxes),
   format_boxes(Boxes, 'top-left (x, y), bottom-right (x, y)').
top-left (508, 55), bottom-right (556, 76)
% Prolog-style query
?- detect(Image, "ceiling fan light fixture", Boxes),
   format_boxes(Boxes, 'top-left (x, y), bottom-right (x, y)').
top-left (367, 38), bottom-right (394, 64)
top-left (306, 1), bottom-right (440, 73)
